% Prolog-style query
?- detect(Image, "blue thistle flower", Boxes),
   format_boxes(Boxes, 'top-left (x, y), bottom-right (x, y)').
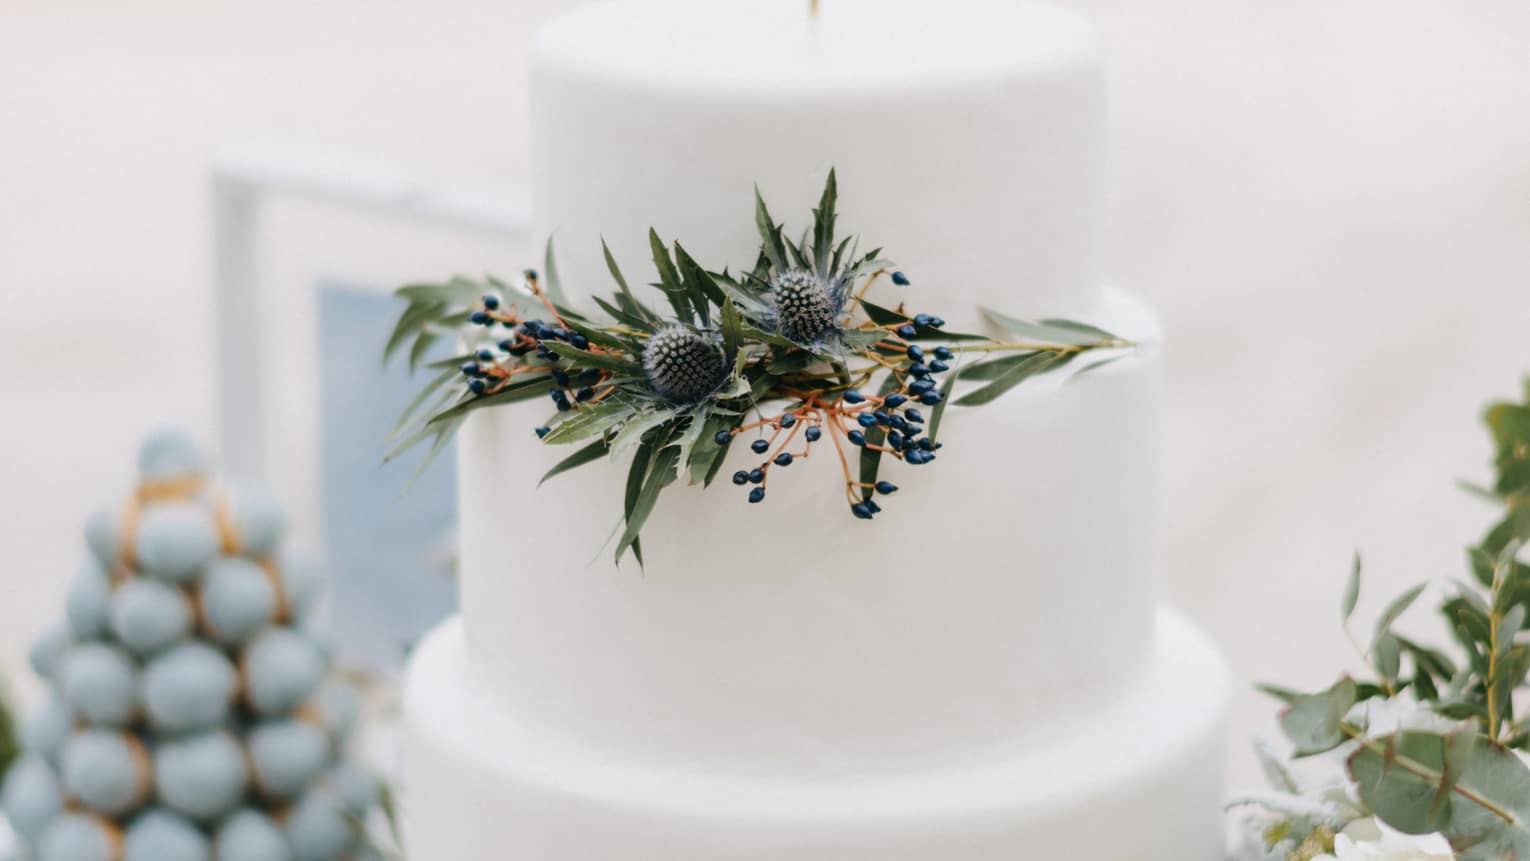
top-left (641, 326), bottom-right (728, 404)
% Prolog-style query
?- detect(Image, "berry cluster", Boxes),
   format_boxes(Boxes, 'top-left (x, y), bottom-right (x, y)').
top-left (720, 331), bottom-right (955, 520)
top-left (0, 429), bottom-right (380, 861)
top-left (460, 276), bottom-right (616, 411)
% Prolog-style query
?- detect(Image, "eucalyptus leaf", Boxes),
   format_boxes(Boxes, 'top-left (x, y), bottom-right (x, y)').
top-left (539, 439), bottom-right (610, 486)
top-left (1279, 677), bottom-right (1358, 756)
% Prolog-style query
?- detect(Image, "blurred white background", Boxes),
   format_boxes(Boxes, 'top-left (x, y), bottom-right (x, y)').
top-left (1, 0), bottom-right (1527, 791)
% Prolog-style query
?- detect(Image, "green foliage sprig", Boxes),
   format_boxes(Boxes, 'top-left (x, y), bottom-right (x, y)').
top-left (384, 172), bottom-right (1133, 564)
top-left (1254, 379), bottom-right (1530, 860)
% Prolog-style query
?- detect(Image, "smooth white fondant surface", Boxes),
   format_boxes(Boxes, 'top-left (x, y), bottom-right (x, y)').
top-left (401, 609), bottom-right (1229, 859)
top-left (531, 0), bottom-right (1106, 326)
top-left (456, 289), bottom-right (1161, 773)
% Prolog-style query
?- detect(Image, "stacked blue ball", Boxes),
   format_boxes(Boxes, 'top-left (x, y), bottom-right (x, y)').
top-left (1, 428), bottom-right (381, 861)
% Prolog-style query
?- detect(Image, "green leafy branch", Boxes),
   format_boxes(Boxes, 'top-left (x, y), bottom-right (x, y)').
top-left (383, 172), bottom-right (1133, 564)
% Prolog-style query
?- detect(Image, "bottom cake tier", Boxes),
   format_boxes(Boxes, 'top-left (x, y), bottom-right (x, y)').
top-left (399, 608), bottom-right (1229, 860)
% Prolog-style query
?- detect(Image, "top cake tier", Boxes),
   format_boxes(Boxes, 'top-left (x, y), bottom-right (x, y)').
top-left (530, 0), bottom-right (1106, 324)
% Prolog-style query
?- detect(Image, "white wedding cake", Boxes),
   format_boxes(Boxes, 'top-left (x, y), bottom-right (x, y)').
top-left (399, 0), bottom-right (1231, 857)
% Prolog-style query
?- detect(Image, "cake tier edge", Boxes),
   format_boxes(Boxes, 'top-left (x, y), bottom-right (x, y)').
top-left (399, 606), bottom-right (1229, 860)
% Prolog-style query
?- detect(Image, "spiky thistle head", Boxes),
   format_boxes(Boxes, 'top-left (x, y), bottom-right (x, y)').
top-left (769, 269), bottom-right (838, 345)
top-left (642, 326), bottom-right (728, 404)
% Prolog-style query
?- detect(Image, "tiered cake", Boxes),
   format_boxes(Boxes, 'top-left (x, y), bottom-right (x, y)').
top-left (400, 0), bottom-right (1230, 857)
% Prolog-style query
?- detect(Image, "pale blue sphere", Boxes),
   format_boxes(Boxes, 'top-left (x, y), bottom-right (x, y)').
top-left (27, 622), bottom-right (71, 680)
top-left (83, 503), bottom-right (120, 571)
top-left (61, 730), bottom-right (149, 817)
top-left (248, 720), bottom-right (331, 800)
top-left (201, 557), bottom-right (277, 645)
top-left (66, 558), bottom-right (113, 639)
top-left (59, 642), bottom-right (138, 726)
top-left (136, 502), bottom-right (220, 583)
top-left (19, 695), bottom-right (73, 763)
top-left (216, 809), bottom-right (294, 861)
top-left (1, 753), bottom-right (63, 844)
top-left (124, 808), bottom-right (211, 861)
top-left (110, 576), bottom-right (193, 656)
top-left (226, 487), bottom-right (286, 558)
top-left (153, 731), bottom-right (248, 823)
top-left (137, 426), bottom-right (208, 483)
top-left (38, 812), bottom-right (117, 861)
top-left (276, 550), bottom-right (323, 622)
top-left (243, 629), bottom-right (324, 716)
top-left (141, 641), bottom-right (237, 733)
top-left (323, 762), bottom-right (378, 816)
top-left (285, 785), bottom-right (356, 861)
top-left (309, 681), bottom-right (361, 741)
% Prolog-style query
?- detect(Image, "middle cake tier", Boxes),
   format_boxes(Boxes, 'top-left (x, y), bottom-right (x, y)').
top-left (456, 288), bottom-right (1162, 775)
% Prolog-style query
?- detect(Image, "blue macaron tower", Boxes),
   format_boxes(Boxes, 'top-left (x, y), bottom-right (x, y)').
top-left (1, 428), bottom-right (380, 861)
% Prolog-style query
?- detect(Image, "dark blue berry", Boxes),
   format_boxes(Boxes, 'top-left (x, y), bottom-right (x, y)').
top-left (469, 311), bottom-right (490, 325)
top-left (891, 416), bottom-right (910, 432)
top-left (460, 362), bottom-right (481, 377)
top-left (918, 438), bottom-right (935, 451)
top-left (866, 499), bottom-right (882, 514)
top-left (909, 380), bottom-right (935, 395)
top-left (857, 414), bottom-right (877, 428)
top-left (875, 481), bottom-right (898, 495)
top-left (884, 394), bottom-right (908, 408)
top-left (804, 426), bottom-right (822, 442)
top-left (928, 360), bottom-right (950, 373)
top-left (748, 469), bottom-right (765, 484)
top-left (498, 339), bottom-right (515, 351)
top-left (482, 294), bottom-right (500, 310)
top-left (906, 449), bottom-right (928, 465)
top-left (580, 368), bottom-right (603, 384)
top-left (774, 453), bottom-right (793, 467)
top-left (914, 314), bottom-right (934, 327)
top-left (732, 470), bottom-right (749, 485)
top-left (909, 363), bottom-right (931, 378)
top-left (715, 431), bottom-right (733, 446)
top-left (779, 414), bottom-right (797, 428)
top-left (930, 317), bottom-right (946, 328)
top-left (552, 370), bottom-right (571, 387)
top-left (570, 334), bottom-right (590, 350)
top-left (905, 408), bottom-right (926, 424)
top-left (920, 391), bottom-right (943, 405)
top-left (848, 430), bottom-right (866, 446)
top-left (891, 271), bottom-right (910, 286)
top-left (751, 439), bottom-right (770, 454)
top-left (535, 426), bottom-right (551, 438)
top-left (851, 502), bottom-right (874, 519)
top-left (933, 346), bottom-right (954, 361)
top-left (843, 390), bottom-right (865, 404)
top-left (468, 379), bottom-right (487, 394)
top-left (897, 324), bottom-right (917, 339)
top-left (524, 269), bottom-right (539, 280)
top-left (576, 387), bottom-right (596, 402)
top-left (906, 345), bottom-right (924, 362)
top-left (748, 487), bottom-right (766, 504)
top-left (476, 348), bottom-right (496, 362)
top-left (887, 431), bottom-right (904, 450)
top-left (873, 411), bottom-right (891, 426)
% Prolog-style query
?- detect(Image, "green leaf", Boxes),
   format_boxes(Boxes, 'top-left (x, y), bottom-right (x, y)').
top-left (954, 351), bottom-right (1070, 407)
top-left (542, 238), bottom-right (569, 307)
top-left (858, 300), bottom-right (988, 341)
top-left (539, 439), bottom-right (610, 486)
top-left (1279, 677), bottom-right (1358, 756)
top-left (389, 365), bottom-right (461, 442)
top-left (719, 297), bottom-right (744, 364)
top-left (543, 343), bottom-right (642, 374)
top-left (926, 361), bottom-right (962, 445)
top-left (674, 242), bottom-right (726, 324)
top-left (980, 307), bottom-right (1124, 347)
top-left (649, 229), bottom-right (691, 324)
top-left (1349, 731), bottom-right (1530, 859)
top-left (1374, 583), bottom-right (1429, 648)
top-left (615, 444), bottom-right (679, 565)
top-left (812, 168), bottom-right (837, 276)
top-left (601, 239), bottom-right (660, 326)
top-left (754, 185), bottom-right (788, 271)
top-left (610, 408), bottom-right (677, 459)
top-left (1343, 551), bottom-right (1363, 625)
